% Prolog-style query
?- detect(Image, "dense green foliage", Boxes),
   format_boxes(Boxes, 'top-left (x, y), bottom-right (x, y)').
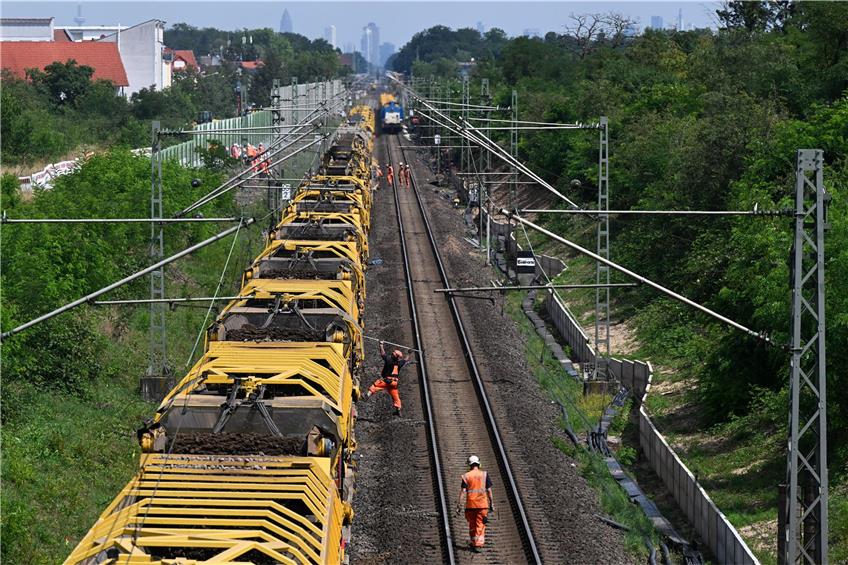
top-left (0, 150), bottom-right (231, 390)
top-left (0, 65), bottom-right (229, 166)
top-left (396, 2), bottom-right (847, 552)
top-left (391, 25), bottom-right (510, 77)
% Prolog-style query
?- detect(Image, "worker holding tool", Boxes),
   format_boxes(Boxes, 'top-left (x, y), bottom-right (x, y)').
top-left (361, 340), bottom-right (413, 417)
top-left (457, 455), bottom-right (494, 553)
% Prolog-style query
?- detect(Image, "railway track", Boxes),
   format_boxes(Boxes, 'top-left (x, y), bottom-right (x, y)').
top-left (385, 133), bottom-right (542, 564)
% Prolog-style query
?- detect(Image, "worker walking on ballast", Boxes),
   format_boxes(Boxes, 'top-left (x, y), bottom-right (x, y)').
top-left (361, 340), bottom-right (413, 416)
top-left (457, 455), bottom-right (494, 553)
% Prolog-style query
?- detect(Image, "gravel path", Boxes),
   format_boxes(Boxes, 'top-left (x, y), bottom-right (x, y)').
top-left (349, 141), bottom-right (443, 564)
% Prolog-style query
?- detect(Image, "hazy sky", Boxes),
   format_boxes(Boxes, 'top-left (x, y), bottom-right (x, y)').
top-left (3, 1), bottom-right (721, 51)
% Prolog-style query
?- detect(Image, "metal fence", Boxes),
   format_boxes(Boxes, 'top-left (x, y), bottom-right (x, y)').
top-left (542, 290), bottom-right (596, 366)
top-left (639, 407), bottom-right (759, 564)
top-left (159, 79), bottom-right (345, 168)
top-left (160, 111), bottom-right (272, 167)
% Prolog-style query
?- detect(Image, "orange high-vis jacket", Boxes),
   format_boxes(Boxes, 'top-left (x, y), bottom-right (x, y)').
top-left (462, 468), bottom-right (489, 509)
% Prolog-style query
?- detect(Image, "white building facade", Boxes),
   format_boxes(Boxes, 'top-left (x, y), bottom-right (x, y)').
top-left (97, 19), bottom-right (170, 96)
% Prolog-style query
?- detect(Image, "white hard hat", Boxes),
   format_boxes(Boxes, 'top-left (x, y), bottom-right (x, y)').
top-left (467, 455), bottom-right (480, 466)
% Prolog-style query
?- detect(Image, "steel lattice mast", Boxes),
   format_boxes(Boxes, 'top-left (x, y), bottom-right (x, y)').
top-left (143, 121), bottom-right (171, 400)
top-left (784, 149), bottom-right (829, 565)
top-left (594, 117), bottom-right (610, 380)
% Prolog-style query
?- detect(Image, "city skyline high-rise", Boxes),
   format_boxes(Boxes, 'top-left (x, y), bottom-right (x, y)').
top-left (650, 15), bottom-right (663, 29)
top-left (360, 22), bottom-right (380, 68)
top-left (379, 41), bottom-right (396, 67)
top-left (323, 24), bottom-right (336, 49)
top-left (279, 8), bottom-right (292, 34)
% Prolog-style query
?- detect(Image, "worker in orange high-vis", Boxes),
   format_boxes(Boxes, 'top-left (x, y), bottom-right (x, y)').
top-left (397, 161), bottom-right (406, 187)
top-left (257, 143), bottom-right (270, 175)
top-left (404, 164), bottom-right (412, 187)
top-left (375, 164), bottom-right (384, 189)
top-left (457, 455), bottom-right (494, 553)
top-left (361, 341), bottom-right (413, 416)
top-left (245, 143), bottom-right (257, 170)
top-left (386, 164), bottom-right (394, 186)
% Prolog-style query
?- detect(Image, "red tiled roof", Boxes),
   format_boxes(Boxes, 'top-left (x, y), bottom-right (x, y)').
top-left (0, 41), bottom-right (128, 86)
top-left (171, 49), bottom-right (197, 70)
top-left (240, 60), bottom-right (263, 70)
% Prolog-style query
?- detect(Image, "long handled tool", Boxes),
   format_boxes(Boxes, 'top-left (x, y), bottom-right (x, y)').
top-left (363, 335), bottom-right (422, 353)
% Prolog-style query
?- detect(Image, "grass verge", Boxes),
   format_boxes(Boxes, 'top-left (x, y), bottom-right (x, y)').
top-left (504, 290), bottom-right (655, 557)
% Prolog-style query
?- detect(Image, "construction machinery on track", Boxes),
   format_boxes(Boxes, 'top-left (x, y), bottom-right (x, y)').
top-left (65, 105), bottom-right (376, 565)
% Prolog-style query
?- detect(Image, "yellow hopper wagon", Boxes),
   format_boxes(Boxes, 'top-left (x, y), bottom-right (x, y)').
top-left (306, 176), bottom-right (372, 210)
top-left (286, 195), bottom-right (369, 228)
top-left (243, 239), bottom-right (366, 305)
top-left (273, 211), bottom-right (369, 262)
top-left (66, 89), bottom-right (374, 565)
top-left (208, 278), bottom-right (365, 371)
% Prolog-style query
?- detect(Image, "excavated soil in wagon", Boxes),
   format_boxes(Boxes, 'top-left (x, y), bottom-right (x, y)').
top-left (171, 433), bottom-right (304, 456)
top-left (225, 324), bottom-right (323, 342)
top-left (259, 266), bottom-right (335, 280)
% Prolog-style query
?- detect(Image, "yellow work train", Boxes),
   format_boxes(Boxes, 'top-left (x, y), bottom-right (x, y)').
top-left (65, 105), bottom-right (376, 565)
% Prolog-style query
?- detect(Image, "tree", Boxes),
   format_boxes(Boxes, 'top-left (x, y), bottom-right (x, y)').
top-left (715, 1), bottom-right (795, 32)
top-left (28, 59), bottom-right (95, 106)
top-left (563, 12), bottom-right (637, 58)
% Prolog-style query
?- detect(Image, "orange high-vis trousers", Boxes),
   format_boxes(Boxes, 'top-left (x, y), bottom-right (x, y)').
top-left (465, 508), bottom-right (488, 547)
top-left (368, 377), bottom-right (401, 409)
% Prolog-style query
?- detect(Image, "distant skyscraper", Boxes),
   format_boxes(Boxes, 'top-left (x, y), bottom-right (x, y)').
top-left (360, 22), bottom-right (380, 68)
top-left (650, 15), bottom-right (663, 29)
top-left (379, 42), bottom-right (396, 67)
top-left (323, 25), bottom-right (336, 48)
top-left (677, 8), bottom-right (683, 31)
top-left (476, 21), bottom-right (485, 35)
top-left (279, 9), bottom-right (293, 34)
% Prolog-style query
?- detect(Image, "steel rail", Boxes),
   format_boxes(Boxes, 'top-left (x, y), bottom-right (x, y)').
top-left (0, 218), bottom-right (255, 340)
top-left (387, 136), bottom-right (457, 564)
top-left (395, 135), bottom-right (543, 564)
